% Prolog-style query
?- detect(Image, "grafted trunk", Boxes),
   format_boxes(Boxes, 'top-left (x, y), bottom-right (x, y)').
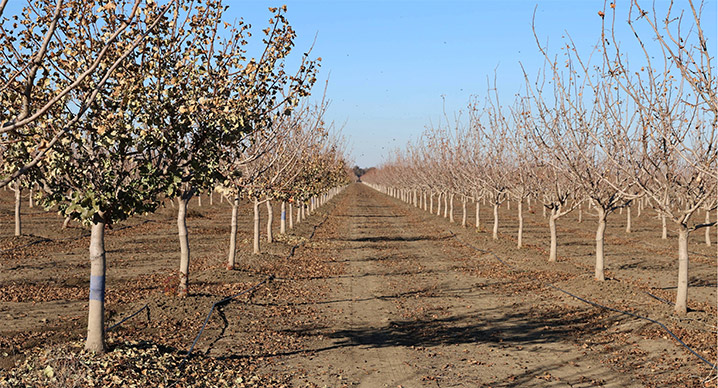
top-left (492, 203), bottom-right (499, 240)
top-left (595, 207), bottom-right (607, 281)
top-left (675, 226), bottom-right (689, 315)
top-left (227, 197), bottom-right (239, 269)
top-left (549, 209), bottom-right (558, 262)
top-left (517, 200), bottom-right (523, 248)
top-left (85, 218), bottom-right (107, 353)
top-left (177, 194), bottom-right (191, 297)
top-left (625, 206), bottom-right (632, 233)
top-left (253, 198), bottom-right (261, 254)
top-left (266, 198), bottom-right (273, 243)
top-left (280, 201), bottom-right (287, 234)
top-left (14, 184), bottom-right (21, 236)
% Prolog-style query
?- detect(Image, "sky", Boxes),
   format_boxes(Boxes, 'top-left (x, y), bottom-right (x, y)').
top-left (4, 0), bottom-right (715, 168)
top-left (224, 0), bottom-right (716, 168)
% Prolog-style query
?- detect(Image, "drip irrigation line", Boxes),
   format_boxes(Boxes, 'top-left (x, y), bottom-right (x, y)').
top-left (448, 230), bottom-right (717, 370)
top-left (107, 304), bottom-right (150, 331)
top-left (180, 275), bottom-right (274, 365)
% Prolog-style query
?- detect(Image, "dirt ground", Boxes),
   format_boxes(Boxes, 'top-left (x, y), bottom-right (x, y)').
top-left (0, 184), bottom-right (716, 387)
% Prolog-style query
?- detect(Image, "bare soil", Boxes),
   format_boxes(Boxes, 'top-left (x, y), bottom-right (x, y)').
top-left (0, 184), bottom-right (716, 387)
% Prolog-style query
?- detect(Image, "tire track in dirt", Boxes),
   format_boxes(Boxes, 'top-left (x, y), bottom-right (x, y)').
top-left (279, 184), bottom-right (640, 387)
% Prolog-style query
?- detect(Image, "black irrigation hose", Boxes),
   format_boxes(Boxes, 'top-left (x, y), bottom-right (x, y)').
top-left (180, 275), bottom-right (274, 365)
top-left (107, 304), bottom-right (150, 332)
top-left (449, 230), bottom-right (717, 370)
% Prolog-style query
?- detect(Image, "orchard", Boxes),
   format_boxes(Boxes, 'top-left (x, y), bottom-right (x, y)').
top-left (1, 0), bottom-right (716, 387)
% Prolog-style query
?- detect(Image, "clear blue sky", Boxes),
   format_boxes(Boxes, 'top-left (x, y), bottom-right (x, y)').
top-left (226, 0), bottom-right (716, 168)
top-left (4, 1), bottom-right (715, 168)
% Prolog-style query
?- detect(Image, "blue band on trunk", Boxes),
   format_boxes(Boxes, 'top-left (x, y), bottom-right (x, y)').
top-left (89, 275), bottom-right (105, 301)
top-left (281, 211), bottom-right (286, 220)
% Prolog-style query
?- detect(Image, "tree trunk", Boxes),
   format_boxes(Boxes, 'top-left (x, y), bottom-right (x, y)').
top-left (549, 209), bottom-right (558, 262)
top-left (578, 203), bottom-right (582, 223)
top-left (675, 226), bottom-right (689, 315)
top-left (475, 198), bottom-right (480, 229)
top-left (227, 197), bottom-right (239, 269)
top-left (705, 210), bottom-right (711, 247)
top-left (449, 193), bottom-right (455, 223)
top-left (662, 214), bottom-right (668, 239)
top-left (63, 216), bottom-right (71, 229)
top-left (289, 203), bottom-right (294, 229)
top-left (28, 187), bottom-right (33, 208)
top-left (492, 203), bottom-right (499, 240)
top-left (280, 201), bottom-right (287, 234)
top-left (253, 198), bottom-right (261, 254)
top-left (198, 194), bottom-right (202, 207)
top-left (177, 194), bottom-right (191, 297)
top-left (595, 207), bottom-right (607, 281)
top-left (429, 193), bottom-right (434, 214)
top-left (443, 192), bottom-right (449, 218)
top-left (542, 205), bottom-right (546, 218)
top-left (436, 192), bottom-right (442, 216)
top-left (85, 218), bottom-right (107, 352)
top-left (461, 197), bottom-right (467, 227)
top-left (423, 191), bottom-right (428, 211)
top-left (625, 206), bottom-right (632, 233)
top-left (14, 184), bottom-right (21, 236)
top-left (266, 198), bottom-right (273, 243)
top-left (517, 199), bottom-right (523, 248)
top-left (210, 190), bottom-right (213, 206)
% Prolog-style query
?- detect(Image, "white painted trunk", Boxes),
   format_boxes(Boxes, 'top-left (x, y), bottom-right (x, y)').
top-left (449, 193), bottom-right (455, 223)
top-left (675, 226), bottom-right (689, 315)
top-left (85, 219), bottom-right (106, 352)
top-left (253, 198), bottom-right (260, 254)
top-left (595, 208), bottom-right (607, 281)
top-left (429, 193), bottom-right (434, 213)
top-left (28, 187), bottom-right (33, 208)
top-left (436, 192), bottom-right (442, 216)
top-left (289, 203), bottom-right (294, 229)
top-left (266, 199), bottom-right (273, 243)
top-left (492, 203), bottom-right (499, 240)
top-left (517, 200), bottom-right (523, 248)
top-left (461, 197), bottom-right (467, 227)
top-left (578, 203), bottom-right (582, 223)
top-left (443, 192), bottom-right (448, 218)
top-left (705, 210), bottom-right (711, 246)
top-left (625, 206), bottom-right (632, 233)
top-left (549, 210), bottom-right (558, 262)
top-left (177, 196), bottom-right (191, 297)
top-left (662, 214), bottom-right (668, 239)
top-left (475, 199), bottom-right (480, 230)
top-left (14, 185), bottom-right (21, 236)
top-left (280, 201), bottom-right (286, 234)
top-left (227, 197), bottom-right (239, 269)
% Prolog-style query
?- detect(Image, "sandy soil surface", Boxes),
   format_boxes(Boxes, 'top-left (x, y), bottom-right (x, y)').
top-left (0, 184), bottom-right (716, 387)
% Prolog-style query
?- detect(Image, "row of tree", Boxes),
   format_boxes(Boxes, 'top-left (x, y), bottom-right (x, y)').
top-left (362, 0), bottom-right (716, 316)
top-left (1, 1), bottom-right (350, 352)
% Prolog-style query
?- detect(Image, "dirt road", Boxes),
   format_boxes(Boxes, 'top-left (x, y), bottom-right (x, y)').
top-left (276, 184), bottom-right (651, 387)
